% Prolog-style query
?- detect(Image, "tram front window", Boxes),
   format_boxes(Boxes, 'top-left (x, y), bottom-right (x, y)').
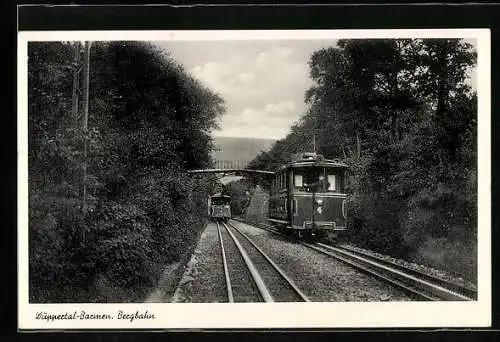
top-left (212, 198), bottom-right (228, 205)
top-left (304, 169), bottom-right (321, 189)
top-left (293, 167), bottom-right (328, 192)
top-left (293, 167), bottom-right (340, 192)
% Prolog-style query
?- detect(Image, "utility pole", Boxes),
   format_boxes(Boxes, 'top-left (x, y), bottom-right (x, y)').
top-left (71, 42), bottom-right (81, 122)
top-left (82, 41), bottom-right (91, 219)
top-left (312, 133), bottom-right (316, 154)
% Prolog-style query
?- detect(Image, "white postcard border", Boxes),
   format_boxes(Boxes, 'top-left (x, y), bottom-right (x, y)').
top-left (17, 28), bottom-right (491, 330)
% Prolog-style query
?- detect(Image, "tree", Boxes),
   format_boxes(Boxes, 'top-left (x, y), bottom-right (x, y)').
top-left (29, 41), bottom-right (224, 302)
top-left (224, 179), bottom-right (252, 216)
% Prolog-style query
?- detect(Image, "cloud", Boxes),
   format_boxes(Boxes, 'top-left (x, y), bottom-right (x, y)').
top-left (156, 38), bottom-right (477, 140)
top-left (234, 73), bottom-right (255, 85)
top-left (191, 61), bottom-right (237, 90)
top-left (265, 101), bottom-right (296, 117)
top-left (189, 45), bottom-right (311, 133)
top-left (214, 101), bottom-right (302, 139)
top-left (256, 52), bottom-right (271, 69)
top-left (256, 47), bottom-right (294, 69)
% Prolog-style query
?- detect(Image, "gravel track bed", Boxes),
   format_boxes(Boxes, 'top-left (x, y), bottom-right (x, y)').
top-left (338, 244), bottom-right (477, 291)
top-left (228, 224), bottom-right (305, 302)
top-left (220, 223), bottom-right (263, 302)
top-left (171, 223), bottom-right (227, 303)
top-left (237, 218), bottom-right (476, 295)
top-left (231, 220), bottom-right (412, 302)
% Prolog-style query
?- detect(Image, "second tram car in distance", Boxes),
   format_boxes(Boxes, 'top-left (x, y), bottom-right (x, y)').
top-left (209, 192), bottom-right (232, 222)
top-left (268, 152), bottom-right (348, 239)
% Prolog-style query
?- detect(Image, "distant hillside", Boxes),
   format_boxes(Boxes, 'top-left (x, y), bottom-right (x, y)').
top-left (211, 136), bottom-right (276, 168)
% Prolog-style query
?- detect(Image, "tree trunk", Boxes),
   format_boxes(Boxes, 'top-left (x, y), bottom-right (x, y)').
top-left (435, 41), bottom-right (454, 163)
top-left (356, 131), bottom-right (361, 159)
top-left (391, 66), bottom-right (400, 142)
top-left (82, 42), bottom-right (91, 221)
top-left (391, 111), bottom-right (399, 141)
top-left (436, 41), bottom-right (449, 121)
top-left (346, 145), bottom-right (354, 158)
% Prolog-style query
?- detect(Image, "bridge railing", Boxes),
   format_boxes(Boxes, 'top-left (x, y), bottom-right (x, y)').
top-left (213, 160), bottom-right (249, 170)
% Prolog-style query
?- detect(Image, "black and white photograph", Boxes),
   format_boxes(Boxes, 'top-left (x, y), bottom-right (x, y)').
top-left (18, 29), bottom-right (491, 329)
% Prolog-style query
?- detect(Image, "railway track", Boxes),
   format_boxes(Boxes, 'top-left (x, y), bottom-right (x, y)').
top-left (216, 221), bottom-right (310, 302)
top-left (330, 243), bottom-right (477, 301)
top-left (231, 218), bottom-right (476, 302)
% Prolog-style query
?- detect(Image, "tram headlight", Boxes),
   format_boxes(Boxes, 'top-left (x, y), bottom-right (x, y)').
top-left (316, 199), bottom-right (323, 214)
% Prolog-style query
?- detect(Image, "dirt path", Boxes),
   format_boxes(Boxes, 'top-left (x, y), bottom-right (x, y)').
top-left (170, 222), bottom-right (227, 303)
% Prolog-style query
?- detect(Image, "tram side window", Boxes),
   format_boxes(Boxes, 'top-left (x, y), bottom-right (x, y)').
top-left (327, 174), bottom-right (336, 191)
top-left (294, 174), bottom-right (303, 187)
top-left (277, 172), bottom-right (285, 191)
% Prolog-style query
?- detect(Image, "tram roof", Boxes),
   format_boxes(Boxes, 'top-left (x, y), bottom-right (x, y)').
top-left (296, 160), bottom-right (346, 167)
top-left (276, 160), bottom-right (348, 170)
top-left (211, 192), bottom-right (231, 198)
top-left (275, 153), bottom-right (348, 171)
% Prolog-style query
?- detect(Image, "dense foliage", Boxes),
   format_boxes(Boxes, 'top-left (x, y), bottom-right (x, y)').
top-left (28, 41), bottom-right (223, 302)
top-left (249, 39), bottom-right (477, 279)
top-left (223, 179), bottom-right (253, 217)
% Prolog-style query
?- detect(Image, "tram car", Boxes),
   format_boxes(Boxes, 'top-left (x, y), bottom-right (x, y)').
top-left (209, 193), bottom-right (232, 222)
top-left (268, 152), bottom-right (348, 239)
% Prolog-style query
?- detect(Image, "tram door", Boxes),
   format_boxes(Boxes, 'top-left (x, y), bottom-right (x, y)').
top-left (287, 169), bottom-right (294, 226)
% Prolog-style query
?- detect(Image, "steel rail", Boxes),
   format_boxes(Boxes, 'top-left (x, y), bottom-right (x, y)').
top-left (221, 222), bottom-right (274, 302)
top-left (333, 244), bottom-right (477, 301)
top-left (216, 222), bottom-right (234, 303)
top-left (231, 220), bottom-right (431, 300)
top-left (227, 222), bottom-right (311, 302)
top-left (303, 242), bottom-right (437, 300)
top-left (314, 243), bottom-right (472, 301)
top-left (232, 219), bottom-right (474, 302)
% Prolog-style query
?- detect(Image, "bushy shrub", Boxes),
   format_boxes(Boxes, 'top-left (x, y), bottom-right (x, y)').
top-left (29, 195), bottom-right (90, 302)
top-left (347, 193), bottom-right (408, 257)
top-left (245, 186), bottom-right (269, 226)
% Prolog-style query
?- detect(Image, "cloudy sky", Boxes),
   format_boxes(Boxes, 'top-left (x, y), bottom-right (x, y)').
top-left (154, 39), bottom-right (477, 140)
top-left (154, 39), bottom-right (339, 140)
